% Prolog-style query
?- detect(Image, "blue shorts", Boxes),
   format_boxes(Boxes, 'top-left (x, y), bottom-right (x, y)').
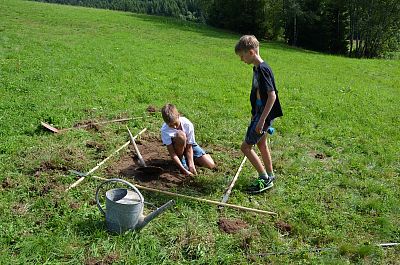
top-left (181, 143), bottom-right (206, 169)
top-left (245, 116), bottom-right (272, 145)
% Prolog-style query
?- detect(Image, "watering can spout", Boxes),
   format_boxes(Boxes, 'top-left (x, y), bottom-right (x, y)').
top-left (137, 200), bottom-right (175, 230)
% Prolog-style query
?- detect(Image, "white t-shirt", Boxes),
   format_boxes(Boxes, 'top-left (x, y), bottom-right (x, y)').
top-left (160, 116), bottom-right (195, 145)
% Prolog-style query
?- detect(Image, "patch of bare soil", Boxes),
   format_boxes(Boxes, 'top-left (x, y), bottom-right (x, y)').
top-left (1, 177), bottom-right (15, 189)
top-left (69, 202), bottom-right (80, 209)
top-left (73, 120), bottom-right (101, 132)
top-left (12, 202), bottom-right (29, 216)
top-left (86, 141), bottom-right (106, 152)
top-left (314, 153), bottom-right (326, 159)
top-left (34, 161), bottom-right (69, 177)
top-left (146, 105), bottom-right (158, 113)
top-left (218, 218), bottom-right (249, 234)
top-left (85, 253), bottom-right (120, 265)
top-left (106, 135), bottom-right (193, 190)
top-left (274, 220), bottom-right (292, 234)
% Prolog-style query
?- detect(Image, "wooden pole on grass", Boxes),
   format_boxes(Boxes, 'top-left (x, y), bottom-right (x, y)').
top-left (65, 128), bottom-right (147, 192)
top-left (91, 175), bottom-right (276, 215)
top-left (220, 156), bottom-right (247, 204)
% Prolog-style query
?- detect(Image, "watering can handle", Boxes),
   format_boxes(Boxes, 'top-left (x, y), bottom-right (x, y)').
top-left (95, 178), bottom-right (144, 216)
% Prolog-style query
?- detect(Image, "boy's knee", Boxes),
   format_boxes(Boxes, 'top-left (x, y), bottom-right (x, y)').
top-left (207, 157), bottom-right (216, 169)
top-left (240, 142), bottom-right (251, 154)
top-left (211, 161), bottom-right (216, 169)
top-left (172, 131), bottom-right (186, 146)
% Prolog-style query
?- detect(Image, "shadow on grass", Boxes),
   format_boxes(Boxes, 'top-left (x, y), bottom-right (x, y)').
top-left (126, 12), bottom-right (235, 40)
top-left (74, 216), bottom-right (106, 236)
top-left (125, 12), bottom-right (328, 57)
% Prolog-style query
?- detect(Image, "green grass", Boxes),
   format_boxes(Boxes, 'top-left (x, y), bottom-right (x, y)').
top-left (1, 0), bottom-right (400, 264)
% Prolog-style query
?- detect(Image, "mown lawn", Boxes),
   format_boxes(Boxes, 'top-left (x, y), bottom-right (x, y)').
top-left (1, 0), bottom-right (399, 264)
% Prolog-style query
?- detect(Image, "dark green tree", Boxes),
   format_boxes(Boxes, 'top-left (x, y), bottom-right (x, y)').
top-left (348, 0), bottom-right (400, 57)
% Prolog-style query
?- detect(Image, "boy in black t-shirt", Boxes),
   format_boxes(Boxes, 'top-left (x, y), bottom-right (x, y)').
top-left (235, 35), bottom-right (283, 194)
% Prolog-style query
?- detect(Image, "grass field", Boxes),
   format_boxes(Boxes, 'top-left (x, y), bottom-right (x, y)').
top-left (1, 0), bottom-right (399, 264)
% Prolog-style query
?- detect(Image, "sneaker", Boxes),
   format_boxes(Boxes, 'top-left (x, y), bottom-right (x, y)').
top-left (246, 176), bottom-right (275, 194)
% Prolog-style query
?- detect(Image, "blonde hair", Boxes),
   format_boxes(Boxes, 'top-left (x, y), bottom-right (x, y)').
top-left (235, 35), bottom-right (259, 54)
top-left (161, 103), bottom-right (179, 123)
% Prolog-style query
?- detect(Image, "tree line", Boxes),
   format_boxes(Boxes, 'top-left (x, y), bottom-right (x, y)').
top-left (34, 0), bottom-right (400, 58)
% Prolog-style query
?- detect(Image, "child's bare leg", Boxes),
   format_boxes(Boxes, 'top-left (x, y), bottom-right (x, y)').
top-left (171, 131), bottom-right (186, 157)
top-left (257, 134), bottom-right (273, 173)
top-left (241, 141), bottom-right (265, 174)
top-left (195, 154), bottom-right (215, 169)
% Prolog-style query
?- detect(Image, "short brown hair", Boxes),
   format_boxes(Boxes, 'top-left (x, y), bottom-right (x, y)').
top-left (161, 103), bottom-right (179, 123)
top-left (235, 35), bottom-right (259, 54)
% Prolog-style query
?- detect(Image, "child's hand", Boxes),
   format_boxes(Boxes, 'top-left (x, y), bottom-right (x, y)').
top-left (256, 121), bottom-right (265, 134)
top-left (189, 166), bottom-right (197, 175)
top-left (183, 169), bottom-right (194, 176)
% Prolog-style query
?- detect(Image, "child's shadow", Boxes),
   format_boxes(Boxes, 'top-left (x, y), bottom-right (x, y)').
top-left (74, 216), bottom-right (106, 236)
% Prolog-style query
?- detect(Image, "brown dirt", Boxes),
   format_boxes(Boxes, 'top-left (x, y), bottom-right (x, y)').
top-left (86, 141), bottom-right (106, 152)
top-left (106, 135), bottom-right (193, 190)
top-left (37, 160), bottom-right (68, 172)
top-left (314, 153), bottom-right (326, 159)
top-left (85, 253), bottom-right (120, 265)
top-left (274, 220), bottom-right (292, 234)
top-left (73, 120), bottom-right (101, 131)
top-left (12, 203), bottom-right (29, 216)
top-left (218, 218), bottom-right (249, 234)
top-left (33, 160), bottom-right (69, 178)
top-left (146, 105), bottom-right (158, 113)
top-left (1, 177), bottom-right (15, 189)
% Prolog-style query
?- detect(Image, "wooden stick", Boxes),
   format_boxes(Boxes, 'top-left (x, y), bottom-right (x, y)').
top-left (135, 183), bottom-right (276, 215)
top-left (221, 156), bottom-right (247, 204)
top-left (91, 175), bottom-right (276, 215)
top-left (251, 242), bottom-right (400, 257)
top-left (42, 117), bottom-right (143, 133)
top-left (65, 175), bottom-right (87, 191)
top-left (65, 128), bottom-right (147, 192)
top-left (127, 126), bottom-right (146, 167)
top-left (378, 243), bottom-right (399, 247)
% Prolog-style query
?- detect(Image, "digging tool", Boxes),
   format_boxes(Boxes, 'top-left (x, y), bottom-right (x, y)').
top-left (127, 126), bottom-right (146, 167)
top-left (127, 126), bottom-right (163, 176)
top-left (41, 117), bottom-right (142, 133)
top-left (65, 128), bottom-right (147, 192)
top-left (220, 156), bottom-right (247, 205)
top-left (90, 175), bottom-right (277, 215)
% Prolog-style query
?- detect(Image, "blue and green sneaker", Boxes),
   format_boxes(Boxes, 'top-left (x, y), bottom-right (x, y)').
top-left (246, 176), bottom-right (275, 194)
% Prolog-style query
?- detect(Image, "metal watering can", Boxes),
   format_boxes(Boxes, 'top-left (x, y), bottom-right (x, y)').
top-left (96, 178), bottom-right (175, 233)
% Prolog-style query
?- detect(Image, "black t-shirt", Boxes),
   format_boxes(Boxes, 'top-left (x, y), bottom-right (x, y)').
top-left (250, 61), bottom-right (283, 121)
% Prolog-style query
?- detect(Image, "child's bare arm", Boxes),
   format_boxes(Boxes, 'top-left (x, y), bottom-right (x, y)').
top-left (166, 144), bottom-right (192, 175)
top-left (256, 91), bottom-right (276, 134)
top-left (185, 144), bottom-right (197, 175)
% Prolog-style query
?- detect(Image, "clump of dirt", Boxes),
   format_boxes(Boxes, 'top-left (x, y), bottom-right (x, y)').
top-left (86, 141), bottom-right (106, 152)
top-left (39, 184), bottom-right (55, 196)
top-left (12, 203), bottom-right (29, 216)
top-left (314, 153), bottom-right (326, 159)
top-left (85, 253), bottom-right (120, 265)
top-left (69, 202), bottom-right (80, 210)
top-left (106, 135), bottom-right (193, 190)
top-left (218, 218), bottom-right (249, 234)
top-left (1, 177), bottom-right (15, 189)
top-left (146, 105), bottom-right (158, 113)
top-left (34, 161), bottom-right (68, 177)
top-left (274, 220), bottom-right (292, 234)
top-left (73, 120), bottom-right (101, 132)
